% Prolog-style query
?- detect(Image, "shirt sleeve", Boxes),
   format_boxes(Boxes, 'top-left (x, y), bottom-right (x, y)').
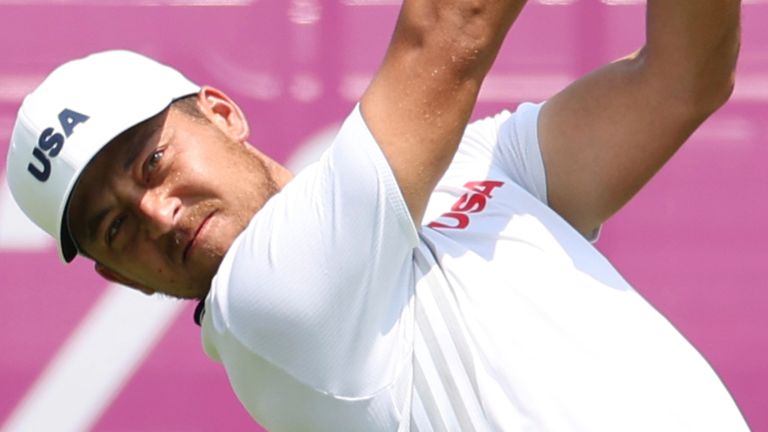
top-left (208, 104), bottom-right (419, 397)
top-left (460, 102), bottom-right (604, 241)
top-left (455, 102), bottom-right (548, 204)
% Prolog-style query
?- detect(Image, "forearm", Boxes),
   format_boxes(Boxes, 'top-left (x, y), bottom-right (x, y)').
top-left (361, 0), bottom-right (528, 223)
top-left (644, 0), bottom-right (741, 111)
top-left (536, 1), bottom-right (742, 235)
top-left (390, 0), bottom-right (528, 81)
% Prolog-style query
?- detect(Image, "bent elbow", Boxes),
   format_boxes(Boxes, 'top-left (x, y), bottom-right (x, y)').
top-left (690, 64), bottom-right (738, 118)
top-left (642, 30), bottom-right (741, 117)
top-left (655, 61), bottom-right (738, 121)
top-left (697, 46), bottom-right (741, 115)
top-left (698, 37), bottom-right (740, 114)
top-left (708, 71), bottom-right (736, 110)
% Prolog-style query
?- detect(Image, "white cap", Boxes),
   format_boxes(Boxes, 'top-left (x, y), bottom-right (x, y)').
top-left (6, 50), bottom-right (200, 263)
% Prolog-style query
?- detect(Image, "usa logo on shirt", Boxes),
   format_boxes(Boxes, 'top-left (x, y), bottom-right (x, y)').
top-left (428, 180), bottom-right (504, 230)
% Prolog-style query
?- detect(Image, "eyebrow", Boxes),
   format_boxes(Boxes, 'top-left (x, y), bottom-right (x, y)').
top-left (86, 206), bottom-right (111, 245)
top-left (122, 122), bottom-right (162, 172)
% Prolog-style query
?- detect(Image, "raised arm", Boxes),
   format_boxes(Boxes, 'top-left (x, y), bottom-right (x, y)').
top-left (538, 1), bottom-right (741, 236)
top-left (361, 0), bottom-right (529, 224)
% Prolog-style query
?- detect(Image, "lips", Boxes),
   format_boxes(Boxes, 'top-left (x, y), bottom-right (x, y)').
top-left (182, 211), bottom-right (215, 263)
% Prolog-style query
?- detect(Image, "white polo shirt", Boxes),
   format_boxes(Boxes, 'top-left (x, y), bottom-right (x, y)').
top-left (200, 103), bottom-right (748, 431)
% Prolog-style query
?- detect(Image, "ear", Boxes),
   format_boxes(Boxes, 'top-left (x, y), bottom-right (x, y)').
top-left (95, 263), bottom-right (155, 296)
top-left (196, 86), bottom-right (250, 142)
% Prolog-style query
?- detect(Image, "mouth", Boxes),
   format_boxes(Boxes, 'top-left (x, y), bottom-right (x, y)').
top-left (183, 211), bottom-right (215, 263)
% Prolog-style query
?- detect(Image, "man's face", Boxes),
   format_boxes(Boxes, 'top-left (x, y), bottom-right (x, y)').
top-left (68, 94), bottom-right (278, 299)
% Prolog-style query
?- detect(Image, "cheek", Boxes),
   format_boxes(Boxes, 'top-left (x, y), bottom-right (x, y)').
top-left (129, 254), bottom-right (176, 285)
top-left (199, 159), bottom-right (263, 206)
top-left (206, 213), bottom-right (242, 255)
top-left (178, 156), bottom-right (234, 196)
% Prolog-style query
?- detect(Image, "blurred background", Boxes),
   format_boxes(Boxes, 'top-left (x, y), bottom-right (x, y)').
top-left (0, 0), bottom-right (766, 431)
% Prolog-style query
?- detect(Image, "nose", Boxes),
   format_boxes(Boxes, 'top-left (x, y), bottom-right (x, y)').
top-left (137, 189), bottom-right (180, 239)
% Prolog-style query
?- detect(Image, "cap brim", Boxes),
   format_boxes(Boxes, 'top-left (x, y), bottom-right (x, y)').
top-left (60, 206), bottom-right (77, 263)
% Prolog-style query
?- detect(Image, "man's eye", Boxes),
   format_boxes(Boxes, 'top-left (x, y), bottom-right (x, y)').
top-left (107, 215), bottom-right (125, 244)
top-left (143, 149), bottom-right (165, 182)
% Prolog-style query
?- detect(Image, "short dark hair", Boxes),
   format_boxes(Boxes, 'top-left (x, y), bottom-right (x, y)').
top-left (171, 93), bottom-right (207, 121)
top-left (103, 93), bottom-right (207, 159)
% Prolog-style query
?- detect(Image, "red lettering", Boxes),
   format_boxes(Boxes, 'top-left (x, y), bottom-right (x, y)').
top-left (451, 192), bottom-right (487, 213)
top-left (464, 180), bottom-right (503, 198)
top-left (427, 212), bottom-right (469, 229)
top-left (427, 180), bottom-right (504, 230)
